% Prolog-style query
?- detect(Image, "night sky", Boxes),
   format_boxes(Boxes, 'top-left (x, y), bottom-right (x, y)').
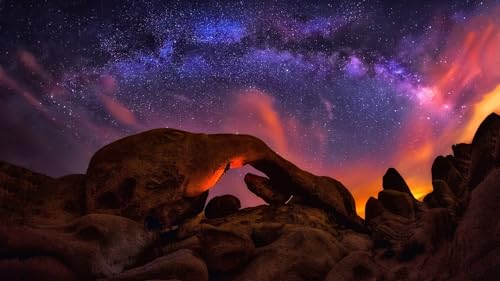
top-left (1, 0), bottom-right (499, 214)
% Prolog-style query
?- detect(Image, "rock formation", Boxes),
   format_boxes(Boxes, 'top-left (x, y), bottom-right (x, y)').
top-left (1, 113), bottom-right (499, 281)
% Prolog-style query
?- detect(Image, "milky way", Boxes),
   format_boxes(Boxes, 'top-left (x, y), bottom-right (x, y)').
top-left (1, 0), bottom-right (499, 214)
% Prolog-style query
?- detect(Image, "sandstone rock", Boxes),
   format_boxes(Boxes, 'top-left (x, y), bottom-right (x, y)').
top-left (468, 113), bottom-right (500, 188)
top-left (424, 180), bottom-right (462, 214)
top-left (0, 257), bottom-right (79, 281)
top-left (251, 222), bottom-right (285, 247)
top-left (337, 231), bottom-right (373, 252)
top-left (447, 168), bottom-right (500, 280)
top-left (0, 162), bottom-right (86, 224)
top-left (378, 189), bottom-right (415, 219)
top-left (365, 197), bottom-right (385, 221)
top-left (202, 204), bottom-right (339, 238)
top-left (197, 224), bottom-right (255, 272)
top-left (432, 156), bottom-right (465, 197)
top-left (161, 236), bottom-right (201, 256)
top-left (102, 249), bottom-right (208, 281)
top-left (244, 173), bottom-right (290, 205)
top-left (408, 168), bottom-right (500, 281)
top-left (382, 168), bottom-right (414, 196)
top-left (0, 161), bottom-right (55, 223)
top-left (415, 207), bottom-right (455, 251)
top-left (451, 143), bottom-right (472, 176)
top-left (0, 214), bottom-right (154, 279)
top-left (364, 197), bottom-right (385, 222)
top-left (2, 113), bottom-right (500, 281)
top-left (227, 226), bottom-right (345, 281)
top-left (366, 210), bottom-right (418, 259)
top-left (84, 129), bottom-right (360, 230)
top-left (204, 195), bottom-right (241, 219)
top-left (325, 251), bottom-right (385, 281)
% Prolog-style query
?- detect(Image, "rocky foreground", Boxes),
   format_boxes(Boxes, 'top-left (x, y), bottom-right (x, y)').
top-left (1, 113), bottom-right (499, 281)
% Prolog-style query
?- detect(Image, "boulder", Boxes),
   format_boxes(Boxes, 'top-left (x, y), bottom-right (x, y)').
top-left (197, 224), bottom-right (255, 272)
top-left (102, 249), bottom-right (208, 281)
top-left (0, 214), bottom-right (154, 279)
top-left (204, 195), bottom-right (241, 219)
top-left (377, 190), bottom-right (415, 219)
top-left (382, 168), bottom-right (414, 196)
top-left (244, 173), bottom-right (290, 205)
top-left (0, 256), bottom-right (79, 281)
top-left (0, 162), bottom-right (85, 224)
top-left (85, 130), bottom-right (211, 230)
top-left (202, 204), bottom-right (339, 238)
top-left (0, 161), bottom-right (55, 223)
top-left (325, 251), bottom-right (385, 281)
top-left (424, 180), bottom-right (462, 214)
top-left (366, 210), bottom-right (419, 260)
top-left (84, 128), bottom-right (360, 230)
top-left (468, 113), bottom-right (500, 188)
top-left (431, 156), bottom-right (466, 197)
top-left (364, 197), bottom-right (385, 222)
top-left (451, 143), bottom-right (472, 176)
top-left (226, 226), bottom-right (345, 281)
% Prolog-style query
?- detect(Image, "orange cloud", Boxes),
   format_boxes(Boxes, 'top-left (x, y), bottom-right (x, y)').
top-left (223, 89), bottom-right (289, 155)
top-left (99, 94), bottom-right (139, 127)
top-left (337, 8), bottom-right (500, 216)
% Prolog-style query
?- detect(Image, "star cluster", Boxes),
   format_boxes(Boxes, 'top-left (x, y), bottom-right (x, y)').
top-left (0, 0), bottom-right (499, 214)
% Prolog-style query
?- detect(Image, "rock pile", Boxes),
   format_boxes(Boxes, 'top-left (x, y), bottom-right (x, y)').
top-left (1, 113), bottom-right (499, 281)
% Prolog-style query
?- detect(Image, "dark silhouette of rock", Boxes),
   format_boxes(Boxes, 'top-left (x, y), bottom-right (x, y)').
top-left (431, 155), bottom-right (466, 197)
top-left (226, 226), bottom-right (345, 281)
top-left (468, 113), bottom-right (500, 188)
top-left (101, 249), bottom-right (208, 281)
top-left (424, 180), bottom-right (462, 214)
top-left (244, 173), bottom-right (290, 204)
top-left (382, 168), bottom-right (414, 197)
top-left (204, 195), bottom-right (241, 219)
top-left (451, 143), bottom-right (472, 176)
top-left (325, 251), bottom-right (385, 281)
top-left (0, 214), bottom-right (154, 280)
top-left (0, 162), bottom-right (86, 225)
top-left (197, 224), bottom-right (255, 273)
top-left (200, 204), bottom-right (340, 238)
top-left (0, 256), bottom-right (80, 281)
top-left (364, 197), bottom-right (385, 222)
top-left (377, 189), bottom-right (415, 219)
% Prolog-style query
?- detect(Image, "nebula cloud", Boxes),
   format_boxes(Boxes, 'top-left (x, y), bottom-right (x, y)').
top-left (0, 1), bottom-right (498, 215)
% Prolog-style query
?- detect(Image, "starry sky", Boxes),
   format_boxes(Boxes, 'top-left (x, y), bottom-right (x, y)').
top-left (0, 0), bottom-right (499, 215)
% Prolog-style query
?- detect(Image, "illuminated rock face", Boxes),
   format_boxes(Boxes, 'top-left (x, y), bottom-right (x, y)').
top-left (85, 128), bottom-right (360, 229)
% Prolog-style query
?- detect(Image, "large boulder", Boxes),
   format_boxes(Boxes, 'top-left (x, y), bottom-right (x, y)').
top-left (0, 162), bottom-right (85, 224)
top-left (431, 156), bottom-right (465, 197)
top-left (382, 168), bottom-right (414, 196)
top-left (226, 226), bottom-right (345, 281)
top-left (102, 249), bottom-right (208, 281)
top-left (200, 204), bottom-right (341, 238)
top-left (468, 113), bottom-right (500, 188)
top-left (204, 195), bottom-right (241, 219)
top-left (84, 128), bottom-right (361, 230)
top-left (197, 224), bottom-right (255, 273)
top-left (0, 214), bottom-right (154, 280)
top-left (377, 189), bottom-right (416, 219)
top-left (325, 251), bottom-right (386, 281)
top-left (244, 173), bottom-right (290, 205)
top-left (364, 197), bottom-right (385, 222)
